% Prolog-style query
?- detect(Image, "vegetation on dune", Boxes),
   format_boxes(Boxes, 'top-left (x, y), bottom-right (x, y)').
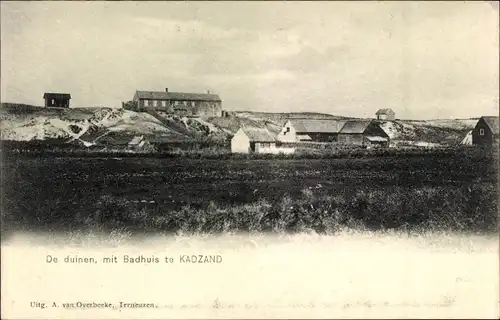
top-left (1, 102), bottom-right (477, 146)
top-left (234, 111), bottom-right (352, 122)
top-left (0, 103), bottom-right (47, 113)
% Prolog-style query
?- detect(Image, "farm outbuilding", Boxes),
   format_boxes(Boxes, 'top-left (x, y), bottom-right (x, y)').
top-left (375, 108), bottom-right (396, 121)
top-left (43, 93), bottom-right (71, 108)
top-left (472, 116), bottom-right (499, 146)
top-left (338, 120), bottom-right (390, 148)
top-left (231, 127), bottom-right (294, 154)
top-left (276, 119), bottom-right (347, 143)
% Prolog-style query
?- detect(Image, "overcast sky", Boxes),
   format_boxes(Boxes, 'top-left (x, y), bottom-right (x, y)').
top-left (1, 1), bottom-right (498, 119)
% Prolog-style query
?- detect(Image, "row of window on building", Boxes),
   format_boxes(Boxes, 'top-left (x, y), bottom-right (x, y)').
top-left (143, 100), bottom-right (203, 108)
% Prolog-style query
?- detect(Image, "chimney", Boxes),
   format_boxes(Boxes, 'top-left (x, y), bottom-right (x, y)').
top-left (165, 88), bottom-right (169, 92)
top-left (207, 90), bottom-right (211, 94)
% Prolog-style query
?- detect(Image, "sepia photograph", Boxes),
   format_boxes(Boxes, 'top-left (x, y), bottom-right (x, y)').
top-left (1, 1), bottom-right (499, 319)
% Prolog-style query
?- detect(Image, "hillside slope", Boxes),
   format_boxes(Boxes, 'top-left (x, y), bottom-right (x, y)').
top-left (378, 120), bottom-right (475, 146)
top-left (0, 103), bottom-right (475, 147)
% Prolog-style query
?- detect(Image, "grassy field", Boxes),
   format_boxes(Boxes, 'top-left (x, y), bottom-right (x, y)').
top-left (1, 139), bottom-right (493, 158)
top-left (1, 147), bottom-right (497, 236)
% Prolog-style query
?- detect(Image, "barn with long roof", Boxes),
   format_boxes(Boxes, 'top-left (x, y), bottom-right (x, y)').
top-left (276, 118), bottom-right (390, 147)
top-left (276, 119), bottom-right (348, 143)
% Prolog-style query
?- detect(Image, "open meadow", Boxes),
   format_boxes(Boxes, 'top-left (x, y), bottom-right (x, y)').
top-left (1, 147), bottom-right (498, 236)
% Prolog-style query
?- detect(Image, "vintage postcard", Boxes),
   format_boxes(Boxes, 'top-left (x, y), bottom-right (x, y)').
top-left (1, 1), bottom-right (499, 319)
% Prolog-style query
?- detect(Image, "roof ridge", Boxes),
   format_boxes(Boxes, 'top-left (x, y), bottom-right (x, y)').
top-left (137, 89), bottom-right (219, 95)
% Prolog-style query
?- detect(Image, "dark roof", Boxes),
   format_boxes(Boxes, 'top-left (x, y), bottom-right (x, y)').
top-left (339, 120), bottom-right (372, 134)
top-left (376, 108), bottom-right (395, 115)
top-left (135, 90), bottom-right (221, 102)
top-left (481, 116), bottom-right (499, 134)
top-left (241, 128), bottom-right (275, 142)
top-left (43, 93), bottom-right (71, 99)
top-left (288, 119), bottom-right (347, 133)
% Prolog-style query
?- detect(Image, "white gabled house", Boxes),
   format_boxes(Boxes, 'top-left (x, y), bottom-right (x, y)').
top-left (231, 127), bottom-right (294, 154)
